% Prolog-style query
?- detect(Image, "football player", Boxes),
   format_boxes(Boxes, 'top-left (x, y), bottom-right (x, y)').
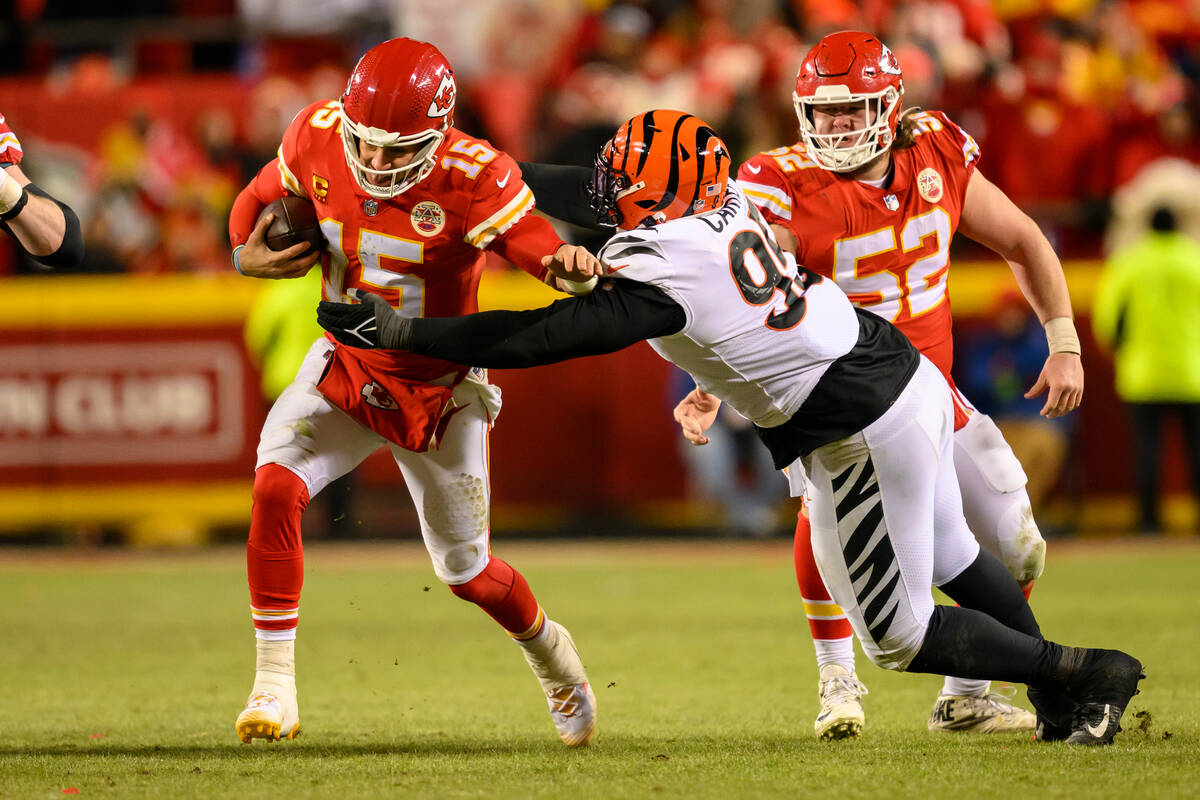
top-left (316, 109), bottom-right (1144, 747)
top-left (226, 38), bottom-right (600, 747)
top-left (0, 113), bottom-right (84, 269)
top-left (722, 30), bottom-right (1084, 738)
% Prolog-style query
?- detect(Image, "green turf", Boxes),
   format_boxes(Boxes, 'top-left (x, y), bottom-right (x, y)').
top-left (0, 539), bottom-right (1195, 799)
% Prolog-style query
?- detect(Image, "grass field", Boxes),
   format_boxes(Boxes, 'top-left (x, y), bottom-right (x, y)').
top-left (0, 538), bottom-right (1196, 799)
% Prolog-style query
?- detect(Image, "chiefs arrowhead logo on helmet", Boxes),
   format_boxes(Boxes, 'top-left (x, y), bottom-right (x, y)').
top-left (428, 73), bottom-right (456, 118)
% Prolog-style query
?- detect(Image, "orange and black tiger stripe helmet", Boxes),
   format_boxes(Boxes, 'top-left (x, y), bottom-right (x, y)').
top-left (587, 109), bottom-right (730, 230)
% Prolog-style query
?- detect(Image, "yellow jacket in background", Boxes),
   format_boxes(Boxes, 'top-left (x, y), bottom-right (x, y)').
top-left (244, 268), bottom-right (325, 402)
top-left (1092, 232), bottom-right (1200, 402)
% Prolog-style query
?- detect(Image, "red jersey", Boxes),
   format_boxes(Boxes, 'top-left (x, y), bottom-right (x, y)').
top-left (276, 99), bottom-right (544, 382)
top-left (737, 110), bottom-right (980, 379)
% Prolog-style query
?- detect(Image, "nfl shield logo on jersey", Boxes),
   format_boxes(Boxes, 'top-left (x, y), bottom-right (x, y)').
top-left (411, 201), bottom-right (446, 236)
top-left (883, 194), bottom-right (899, 211)
top-left (364, 198), bottom-right (380, 216)
top-left (917, 168), bottom-right (944, 203)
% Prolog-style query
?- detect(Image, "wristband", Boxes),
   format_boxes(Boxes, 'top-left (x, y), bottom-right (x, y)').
top-left (560, 275), bottom-right (598, 295)
top-left (1044, 316), bottom-right (1081, 355)
top-left (232, 244), bottom-right (246, 276)
top-left (0, 170), bottom-right (27, 219)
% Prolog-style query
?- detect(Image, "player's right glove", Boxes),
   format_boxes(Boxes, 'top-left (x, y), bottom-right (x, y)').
top-left (317, 289), bottom-right (413, 350)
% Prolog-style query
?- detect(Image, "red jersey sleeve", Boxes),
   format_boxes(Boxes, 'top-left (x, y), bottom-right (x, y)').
top-left (919, 110), bottom-right (982, 175)
top-left (277, 100), bottom-right (339, 199)
top-left (228, 159), bottom-right (289, 247)
top-left (462, 149), bottom-right (537, 251)
top-left (488, 214), bottom-right (560, 281)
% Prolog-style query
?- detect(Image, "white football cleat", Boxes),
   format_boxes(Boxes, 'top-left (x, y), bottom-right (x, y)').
top-left (236, 673), bottom-right (300, 743)
top-left (928, 689), bottom-right (1036, 734)
top-left (519, 620), bottom-right (597, 747)
top-left (814, 663), bottom-right (868, 740)
top-left (546, 682), bottom-right (598, 747)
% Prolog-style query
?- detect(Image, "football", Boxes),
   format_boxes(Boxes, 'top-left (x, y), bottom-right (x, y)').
top-left (258, 195), bottom-right (327, 253)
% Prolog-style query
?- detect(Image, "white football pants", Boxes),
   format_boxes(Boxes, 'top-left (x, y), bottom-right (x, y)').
top-left (953, 409), bottom-right (1046, 584)
top-left (802, 356), bottom-right (981, 671)
top-left (256, 338), bottom-right (500, 585)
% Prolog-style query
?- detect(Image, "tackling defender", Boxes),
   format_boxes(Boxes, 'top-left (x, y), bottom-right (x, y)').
top-left (316, 109), bottom-right (1143, 747)
top-left (0, 113), bottom-right (84, 269)
top-left (226, 37), bottom-right (599, 747)
top-left (722, 31), bottom-right (1084, 738)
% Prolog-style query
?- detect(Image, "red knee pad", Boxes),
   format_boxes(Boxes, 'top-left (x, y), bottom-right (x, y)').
top-left (449, 557), bottom-right (539, 634)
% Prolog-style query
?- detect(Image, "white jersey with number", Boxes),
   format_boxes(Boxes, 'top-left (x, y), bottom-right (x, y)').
top-left (598, 182), bottom-right (861, 428)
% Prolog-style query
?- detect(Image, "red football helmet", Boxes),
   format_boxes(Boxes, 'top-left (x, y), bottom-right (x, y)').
top-left (588, 109), bottom-right (730, 230)
top-left (339, 38), bottom-right (457, 198)
top-left (793, 31), bottom-right (904, 173)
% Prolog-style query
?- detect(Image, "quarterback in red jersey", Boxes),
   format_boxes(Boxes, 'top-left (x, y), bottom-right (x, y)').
top-left (227, 38), bottom-right (599, 747)
top-left (686, 31), bottom-right (1084, 740)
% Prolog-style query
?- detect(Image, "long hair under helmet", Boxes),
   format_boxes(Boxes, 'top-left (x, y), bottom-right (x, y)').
top-left (587, 109), bottom-right (730, 230)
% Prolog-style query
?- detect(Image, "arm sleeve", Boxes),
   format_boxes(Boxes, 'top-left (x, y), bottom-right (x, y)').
top-left (516, 162), bottom-right (607, 230)
top-left (1, 183), bottom-right (84, 269)
top-left (487, 212), bottom-right (560, 281)
top-left (228, 159), bottom-right (288, 247)
top-left (408, 278), bottom-right (686, 368)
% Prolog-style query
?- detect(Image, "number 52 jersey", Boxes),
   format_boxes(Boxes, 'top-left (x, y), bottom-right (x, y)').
top-left (737, 110), bottom-right (980, 379)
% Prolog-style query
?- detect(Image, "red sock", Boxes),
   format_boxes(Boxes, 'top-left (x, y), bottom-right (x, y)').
top-left (794, 508), bottom-right (854, 640)
top-left (247, 464), bottom-right (309, 637)
top-left (449, 557), bottom-right (541, 636)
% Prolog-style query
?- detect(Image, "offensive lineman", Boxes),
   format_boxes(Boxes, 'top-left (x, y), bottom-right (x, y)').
top-left (720, 31), bottom-right (1084, 738)
top-left (0, 113), bottom-right (84, 270)
top-left (316, 109), bottom-right (1144, 746)
top-left (226, 38), bottom-right (599, 747)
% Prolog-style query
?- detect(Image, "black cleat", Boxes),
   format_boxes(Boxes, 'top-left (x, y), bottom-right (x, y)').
top-left (1063, 649), bottom-right (1145, 746)
top-left (1027, 683), bottom-right (1075, 742)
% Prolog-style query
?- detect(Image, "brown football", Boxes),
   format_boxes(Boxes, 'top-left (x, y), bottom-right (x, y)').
top-left (259, 195), bottom-right (327, 253)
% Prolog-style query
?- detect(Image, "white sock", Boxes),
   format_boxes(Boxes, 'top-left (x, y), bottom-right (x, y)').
top-left (252, 639), bottom-right (296, 698)
top-left (813, 637), bottom-right (855, 673)
top-left (941, 676), bottom-right (989, 697)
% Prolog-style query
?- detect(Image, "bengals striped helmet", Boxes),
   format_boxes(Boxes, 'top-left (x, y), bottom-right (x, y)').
top-left (587, 110), bottom-right (730, 230)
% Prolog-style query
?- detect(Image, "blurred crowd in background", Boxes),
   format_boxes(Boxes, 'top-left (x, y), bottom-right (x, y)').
top-left (1, 0), bottom-right (1198, 275)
